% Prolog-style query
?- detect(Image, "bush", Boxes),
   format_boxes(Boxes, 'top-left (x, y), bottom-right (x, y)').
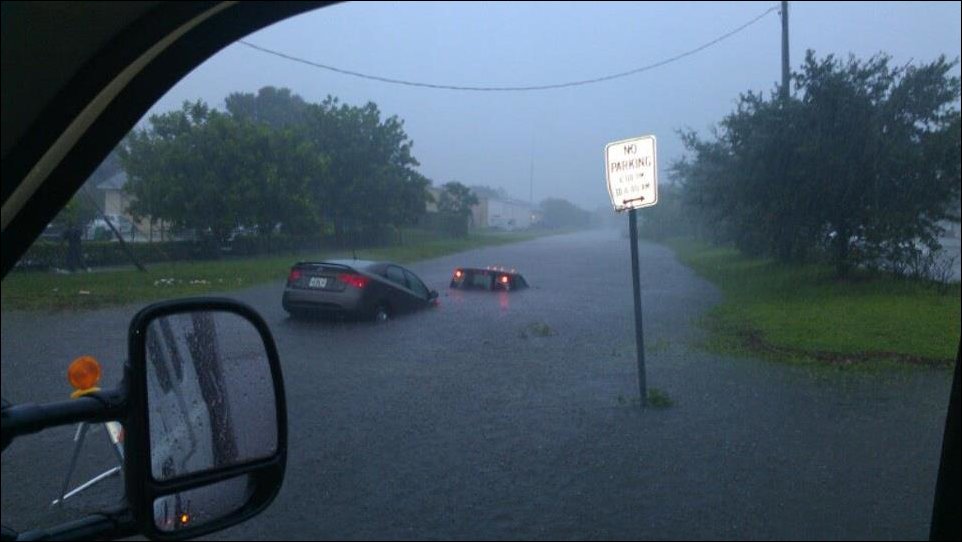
top-left (16, 237), bottom-right (317, 270)
top-left (13, 228), bottom-right (448, 271)
top-left (418, 212), bottom-right (468, 238)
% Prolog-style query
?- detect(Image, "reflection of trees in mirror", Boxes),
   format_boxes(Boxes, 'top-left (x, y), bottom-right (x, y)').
top-left (148, 311), bottom-right (277, 482)
top-left (185, 312), bottom-right (239, 468)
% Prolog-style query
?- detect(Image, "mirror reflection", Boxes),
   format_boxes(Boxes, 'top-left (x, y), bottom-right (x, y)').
top-left (146, 310), bottom-right (277, 481)
top-left (152, 474), bottom-right (253, 532)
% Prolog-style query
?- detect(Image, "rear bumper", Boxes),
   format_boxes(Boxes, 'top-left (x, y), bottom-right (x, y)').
top-left (282, 287), bottom-right (366, 315)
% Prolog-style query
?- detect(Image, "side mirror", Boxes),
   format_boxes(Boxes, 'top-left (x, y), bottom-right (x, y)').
top-left (126, 298), bottom-right (286, 540)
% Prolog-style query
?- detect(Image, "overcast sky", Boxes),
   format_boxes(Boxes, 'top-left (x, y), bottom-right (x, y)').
top-left (146, 1), bottom-right (962, 210)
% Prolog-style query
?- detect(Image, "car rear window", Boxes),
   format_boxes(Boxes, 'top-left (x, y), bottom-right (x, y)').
top-left (467, 271), bottom-right (494, 290)
top-left (404, 269), bottom-right (429, 297)
top-left (386, 265), bottom-right (407, 287)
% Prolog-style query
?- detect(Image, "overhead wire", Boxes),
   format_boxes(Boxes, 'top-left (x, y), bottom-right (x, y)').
top-left (238, 5), bottom-right (779, 92)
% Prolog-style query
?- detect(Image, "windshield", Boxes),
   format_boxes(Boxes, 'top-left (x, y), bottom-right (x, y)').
top-left (2, 2), bottom-right (960, 539)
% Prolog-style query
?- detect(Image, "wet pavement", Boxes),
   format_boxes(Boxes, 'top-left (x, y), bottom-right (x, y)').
top-left (1, 230), bottom-right (954, 539)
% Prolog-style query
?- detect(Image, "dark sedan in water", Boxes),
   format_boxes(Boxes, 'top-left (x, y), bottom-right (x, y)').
top-left (283, 260), bottom-right (438, 321)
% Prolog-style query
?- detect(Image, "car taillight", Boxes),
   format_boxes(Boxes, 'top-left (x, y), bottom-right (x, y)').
top-left (500, 275), bottom-right (510, 284)
top-left (338, 273), bottom-right (370, 289)
top-left (288, 268), bottom-right (302, 283)
top-left (454, 269), bottom-right (463, 279)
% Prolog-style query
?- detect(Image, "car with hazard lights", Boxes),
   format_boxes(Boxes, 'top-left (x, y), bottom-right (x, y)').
top-left (449, 267), bottom-right (529, 291)
top-left (283, 260), bottom-right (439, 321)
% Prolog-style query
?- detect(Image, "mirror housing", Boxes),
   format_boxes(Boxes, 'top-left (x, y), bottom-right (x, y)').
top-left (0, 297), bottom-right (286, 541)
top-left (125, 298), bottom-right (287, 540)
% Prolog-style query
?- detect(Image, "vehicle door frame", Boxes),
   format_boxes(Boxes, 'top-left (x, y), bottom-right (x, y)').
top-left (1, 3), bottom-right (958, 540)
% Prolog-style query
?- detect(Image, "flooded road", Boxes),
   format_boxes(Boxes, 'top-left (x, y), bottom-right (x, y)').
top-left (2, 230), bottom-right (952, 539)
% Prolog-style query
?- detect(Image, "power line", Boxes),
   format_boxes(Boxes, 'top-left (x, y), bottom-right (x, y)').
top-left (238, 5), bottom-right (779, 92)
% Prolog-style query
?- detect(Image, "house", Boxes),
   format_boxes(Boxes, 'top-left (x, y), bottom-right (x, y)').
top-left (96, 170), bottom-right (165, 241)
top-left (426, 186), bottom-right (442, 213)
top-left (98, 171), bottom-right (133, 218)
top-left (421, 185), bottom-right (539, 231)
top-left (470, 197), bottom-right (538, 230)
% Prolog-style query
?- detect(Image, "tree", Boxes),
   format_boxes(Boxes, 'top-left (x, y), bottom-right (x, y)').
top-left (51, 187), bottom-right (99, 232)
top-left (438, 181), bottom-right (478, 217)
top-left (634, 183), bottom-right (697, 241)
top-left (121, 92), bottom-right (430, 249)
top-left (302, 97), bottom-right (426, 243)
top-left (540, 198), bottom-right (590, 229)
top-left (120, 101), bottom-right (322, 245)
top-left (432, 181), bottom-right (477, 238)
top-left (391, 170), bottom-right (433, 227)
top-left (225, 86), bottom-right (309, 130)
top-left (676, 93), bottom-right (816, 260)
top-left (674, 51), bottom-right (961, 277)
top-left (224, 87), bottom-right (326, 235)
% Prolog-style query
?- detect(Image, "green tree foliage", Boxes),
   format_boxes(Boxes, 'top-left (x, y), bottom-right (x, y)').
top-left (540, 198), bottom-right (591, 229)
top-left (438, 181), bottom-right (479, 217)
top-left (301, 97), bottom-right (427, 239)
top-left (635, 184), bottom-right (696, 241)
top-left (225, 86), bottom-right (309, 129)
top-left (392, 169), bottom-right (434, 227)
top-left (119, 89), bottom-right (431, 247)
top-left (120, 100), bottom-right (323, 244)
top-left (674, 51), bottom-right (961, 277)
top-left (53, 194), bottom-right (98, 230)
top-left (49, 148), bottom-right (114, 235)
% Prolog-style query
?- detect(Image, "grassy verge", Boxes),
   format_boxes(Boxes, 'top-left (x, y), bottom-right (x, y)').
top-left (2, 231), bottom-right (545, 311)
top-left (617, 388), bottom-right (674, 409)
top-left (664, 237), bottom-right (960, 368)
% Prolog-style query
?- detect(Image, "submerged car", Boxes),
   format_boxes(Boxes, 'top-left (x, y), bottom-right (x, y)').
top-left (283, 260), bottom-right (438, 321)
top-left (449, 267), bottom-right (529, 291)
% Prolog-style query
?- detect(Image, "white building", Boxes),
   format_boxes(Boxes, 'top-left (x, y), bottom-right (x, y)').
top-left (471, 197), bottom-right (538, 230)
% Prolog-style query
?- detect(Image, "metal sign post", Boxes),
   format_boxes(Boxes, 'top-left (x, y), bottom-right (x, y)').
top-left (627, 208), bottom-right (647, 405)
top-left (605, 135), bottom-right (658, 407)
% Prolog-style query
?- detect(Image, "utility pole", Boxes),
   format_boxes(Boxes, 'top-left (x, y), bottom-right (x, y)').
top-left (781, 1), bottom-right (790, 100)
top-left (528, 133), bottom-right (534, 207)
top-left (529, 156), bottom-right (534, 207)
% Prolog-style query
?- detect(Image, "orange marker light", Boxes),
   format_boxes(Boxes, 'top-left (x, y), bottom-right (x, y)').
top-left (68, 356), bottom-right (101, 391)
top-left (180, 513), bottom-right (190, 525)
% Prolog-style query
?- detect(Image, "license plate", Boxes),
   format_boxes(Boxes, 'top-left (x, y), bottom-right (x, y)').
top-left (308, 277), bottom-right (328, 289)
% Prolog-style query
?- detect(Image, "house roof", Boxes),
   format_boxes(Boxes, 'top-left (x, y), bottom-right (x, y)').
top-left (485, 196), bottom-right (535, 209)
top-left (97, 170), bottom-right (128, 191)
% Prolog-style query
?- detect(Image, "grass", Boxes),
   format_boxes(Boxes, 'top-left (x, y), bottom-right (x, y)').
top-left (2, 230), bottom-right (544, 311)
top-left (665, 237), bottom-right (960, 368)
top-left (646, 338), bottom-right (671, 354)
top-left (617, 388), bottom-right (674, 409)
top-left (646, 388), bottom-right (674, 408)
